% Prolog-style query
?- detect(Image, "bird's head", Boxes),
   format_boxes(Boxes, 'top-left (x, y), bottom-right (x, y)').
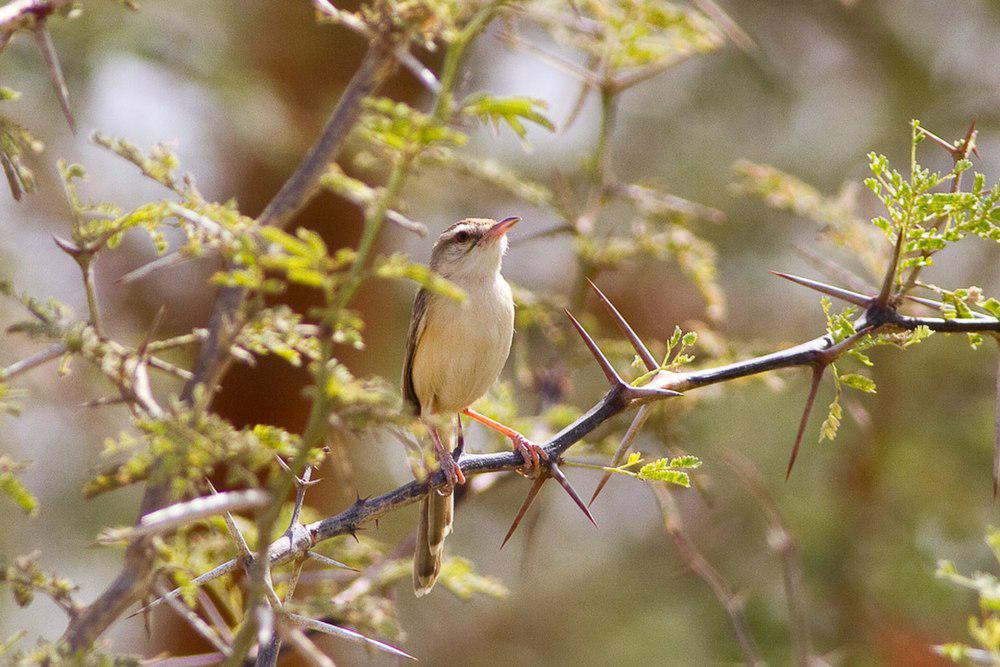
top-left (429, 216), bottom-right (519, 281)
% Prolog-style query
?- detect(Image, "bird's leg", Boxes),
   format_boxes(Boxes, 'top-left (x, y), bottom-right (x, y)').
top-left (462, 408), bottom-right (547, 473)
top-left (453, 414), bottom-right (465, 459)
top-left (429, 424), bottom-right (465, 491)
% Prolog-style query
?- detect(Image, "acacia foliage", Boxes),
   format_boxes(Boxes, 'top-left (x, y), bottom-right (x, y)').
top-left (0, 0), bottom-right (998, 664)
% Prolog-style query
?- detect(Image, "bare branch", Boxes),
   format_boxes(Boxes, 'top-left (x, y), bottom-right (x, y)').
top-left (0, 342), bottom-right (65, 380)
top-left (97, 490), bottom-right (269, 544)
top-left (653, 485), bottom-right (764, 665)
top-left (136, 292), bottom-right (1000, 630)
top-left (723, 453), bottom-right (814, 665)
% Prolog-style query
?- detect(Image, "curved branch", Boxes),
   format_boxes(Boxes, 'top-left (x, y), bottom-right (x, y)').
top-left (248, 305), bottom-right (1000, 571)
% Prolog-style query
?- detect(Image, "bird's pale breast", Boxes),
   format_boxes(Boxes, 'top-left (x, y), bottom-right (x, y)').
top-left (411, 276), bottom-right (514, 416)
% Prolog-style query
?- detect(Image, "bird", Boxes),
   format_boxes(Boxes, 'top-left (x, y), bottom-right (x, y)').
top-left (402, 216), bottom-right (547, 596)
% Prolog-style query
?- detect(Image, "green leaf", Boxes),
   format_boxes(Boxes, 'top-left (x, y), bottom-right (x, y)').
top-left (638, 459), bottom-right (691, 487)
top-left (439, 556), bottom-right (509, 601)
top-left (461, 94), bottom-right (555, 140)
top-left (980, 297), bottom-right (1000, 319)
top-left (838, 373), bottom-right (876, 394)
top-left (0, 457), bottom-right (37, 516)
top-left (819, 395), bottom-right (842, 442)
top-left (668, 455), bottom-right (702, 469)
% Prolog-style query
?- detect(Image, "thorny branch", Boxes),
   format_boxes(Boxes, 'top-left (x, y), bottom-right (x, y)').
top-left (139, 279), bottom-right (1000, 623)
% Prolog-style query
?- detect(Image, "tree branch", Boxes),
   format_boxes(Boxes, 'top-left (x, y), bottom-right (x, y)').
top-left (59, 30), bottom-right (401, 653)
top-left (141, 297), bottom-right (1000, 617)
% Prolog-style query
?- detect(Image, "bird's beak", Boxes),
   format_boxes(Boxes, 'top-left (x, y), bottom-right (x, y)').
top-left (485, 216), bottom-right (520, 241)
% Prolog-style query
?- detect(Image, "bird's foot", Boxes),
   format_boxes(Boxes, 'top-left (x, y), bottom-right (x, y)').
top-left (436, 447), bottom-right (466, 493)
top-left (509, 433), bottom-right (548, 477)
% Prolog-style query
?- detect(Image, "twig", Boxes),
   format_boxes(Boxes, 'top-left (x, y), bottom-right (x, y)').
top-left (96, 489), bottom-right (270, 543)
top-left (0, 342), bottom-right (65, 380)
top-left (723, 453), bottom-right (814, 666)
top-left (154, 579), bottom-right (231, 657)
top-left (59, 28), bottom-right (402, 653)
top-left (652, 485), bottom-right (764, 665)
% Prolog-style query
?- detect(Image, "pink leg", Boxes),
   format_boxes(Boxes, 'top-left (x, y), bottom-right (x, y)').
top-left (462, 408), bottom-right (548, 473)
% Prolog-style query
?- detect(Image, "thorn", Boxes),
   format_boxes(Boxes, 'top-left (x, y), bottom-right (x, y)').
top-left (138, 305), bottom-right (167, 357)
top-left (116, 251), bottom-right (190, 284)
top-left (52, 234), bottom-right (83, 257)
top-left (916, 125), bottom-right (956, 154)
top-left (1, 150), bottom-right (24, 201)
top-left (960, 117), bottom-right (978, 159)
top-left (875, 226), bottom-right (906, 306)
top-left (549, 461), bottom-right (598, 527)
top-left (622, 384), bottom-right (684, 404)
top-left (590, 404), bottom-right (652, 507)
top-left (501, 473), bottom-right (547, 549)
top-left (80, 395), bottom-right (127, 408)
top-left (205, 480), bottom-right (253, 559)
top-left (587, 278), bottom-right (658, 371)
top-left (564, 308), bottom-right (622, 387)
top-left (903, 294), bottom-right (991, 319)
top-left (33, 23), bottom-right (76, 134)
top-left (770, 271), bottom-right (872, 308)
top-left (786, 366), bottom-right (825, 480)
top-left (308, 550), bottom-right (358, 572)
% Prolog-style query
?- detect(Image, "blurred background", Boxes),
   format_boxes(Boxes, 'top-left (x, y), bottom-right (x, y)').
top-left (1, 0), bottom-right (999, 663)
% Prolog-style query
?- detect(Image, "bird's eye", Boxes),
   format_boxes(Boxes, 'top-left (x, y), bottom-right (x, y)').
top-left (454, 230), bottom-right (470, 243)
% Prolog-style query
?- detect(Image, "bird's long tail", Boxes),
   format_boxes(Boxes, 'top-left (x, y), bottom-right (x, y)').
top-left (413, 488), bottom-right (453, 596)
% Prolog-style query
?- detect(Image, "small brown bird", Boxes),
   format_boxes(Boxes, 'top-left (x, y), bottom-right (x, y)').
top-left (402, 216), bottom-right (546, 596)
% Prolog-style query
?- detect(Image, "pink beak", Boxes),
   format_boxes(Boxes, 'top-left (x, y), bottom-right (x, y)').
top-left (485, 216), bottom-right (520, 241)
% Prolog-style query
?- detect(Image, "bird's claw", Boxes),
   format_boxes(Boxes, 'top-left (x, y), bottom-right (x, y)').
top-left (436, 448), bottom-right (465, 494)
top-left (511, 434), bottom-right (548, 477)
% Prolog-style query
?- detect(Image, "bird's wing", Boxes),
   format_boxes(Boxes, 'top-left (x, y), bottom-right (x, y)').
top-left (401, 288), bottom-right (430, 415)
